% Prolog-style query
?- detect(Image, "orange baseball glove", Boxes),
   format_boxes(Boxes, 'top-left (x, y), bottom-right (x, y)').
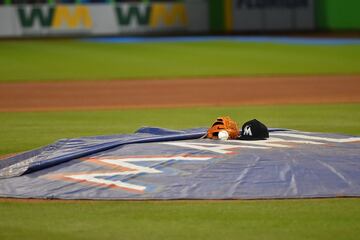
top-left (207, 116), bottom-right (239, 140)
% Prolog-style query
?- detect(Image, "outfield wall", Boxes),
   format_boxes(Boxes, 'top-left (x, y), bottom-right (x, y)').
top-left (0, 1), bottom-right (208, 37)
top-left (315, 0), bottom-right (360, 30)
top-left (0, 0), bottom-right (318, 38)
top-left (208, 0), bottom-right (315, 32)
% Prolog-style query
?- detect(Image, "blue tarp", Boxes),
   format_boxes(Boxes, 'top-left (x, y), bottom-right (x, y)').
top-left (0, 127), bottom-right (359, 200)
top-left (0, 127), bottom-right (206, 179)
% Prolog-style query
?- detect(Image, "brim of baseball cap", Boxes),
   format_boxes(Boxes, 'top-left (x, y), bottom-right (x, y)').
top-left (238, 135), bottom-right (268, 140)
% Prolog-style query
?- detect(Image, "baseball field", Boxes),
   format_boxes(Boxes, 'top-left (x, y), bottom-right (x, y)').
top-left (0, 38), bottom-right (360, 239)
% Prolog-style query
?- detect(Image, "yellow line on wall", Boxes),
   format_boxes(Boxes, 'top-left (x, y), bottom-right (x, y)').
top-left (224, 0), bottom-right (233, 31)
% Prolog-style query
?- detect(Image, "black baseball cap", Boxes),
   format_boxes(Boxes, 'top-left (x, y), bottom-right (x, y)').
top-left (239, 119), bottom-right (269, 140)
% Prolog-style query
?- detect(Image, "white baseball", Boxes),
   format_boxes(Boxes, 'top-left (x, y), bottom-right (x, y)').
top-left (218, 130), bottom-right (229, 140)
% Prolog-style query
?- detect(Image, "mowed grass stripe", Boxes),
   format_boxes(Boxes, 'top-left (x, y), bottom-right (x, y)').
top-left (0, 104), bottom-right (359, 155)
top-left (0, 198), bottom-right (359, 240)
top-left (1, 40), bottom-right (360, 82)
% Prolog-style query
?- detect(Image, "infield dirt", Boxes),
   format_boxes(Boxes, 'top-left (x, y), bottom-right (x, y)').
top-left (0, 75), bottom-right (359, 112)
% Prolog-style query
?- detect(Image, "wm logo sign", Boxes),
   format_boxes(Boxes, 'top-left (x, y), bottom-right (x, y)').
top-left (18, 5), bottom-right (93, 29)
top-left (17, 3), bottom-right (187, 31)
top-left (115, 3), bottom-right (187, 27)
top-left (18, 5), bottom-right (92, 29)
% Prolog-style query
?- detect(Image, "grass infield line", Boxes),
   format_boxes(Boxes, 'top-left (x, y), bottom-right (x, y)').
top-left (1, 40), bottom-right (360, 82)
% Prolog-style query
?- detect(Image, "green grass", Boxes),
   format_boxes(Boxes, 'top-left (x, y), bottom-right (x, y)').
top-left (0, 103), bottom-right (359, 155)
top-left (1, 40), bottom-right (360, 82)
top-left (0, 198), bottom-right (359, 240)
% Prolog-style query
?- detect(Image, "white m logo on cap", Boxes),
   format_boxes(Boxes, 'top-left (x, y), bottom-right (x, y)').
top-left (244, 125), bottom-right (252, 136)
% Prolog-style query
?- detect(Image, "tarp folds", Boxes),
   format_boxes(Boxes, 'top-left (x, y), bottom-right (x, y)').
top-left (0, 127), bottom-right (359, 200)
top-left (0, 127), bottom-right (207, 179)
